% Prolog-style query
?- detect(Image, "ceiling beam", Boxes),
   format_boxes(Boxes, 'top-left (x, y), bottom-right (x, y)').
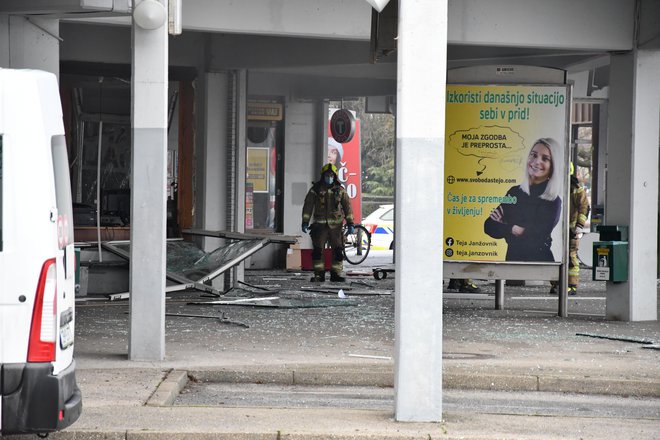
top-left (0, 0), bottom-right (129, 16)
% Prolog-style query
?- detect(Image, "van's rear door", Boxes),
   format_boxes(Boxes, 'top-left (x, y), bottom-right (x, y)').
top-left (51, 135), bottom-right (76, 374)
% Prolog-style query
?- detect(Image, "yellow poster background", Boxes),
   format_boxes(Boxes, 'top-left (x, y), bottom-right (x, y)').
top-left (247, 147), bottom-right (270, 193)
top-left (444, 84), bottom-right (568, 262)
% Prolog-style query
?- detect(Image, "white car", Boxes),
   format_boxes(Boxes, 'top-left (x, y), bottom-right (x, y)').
top-left (362, 204), bottom-right (394, 250)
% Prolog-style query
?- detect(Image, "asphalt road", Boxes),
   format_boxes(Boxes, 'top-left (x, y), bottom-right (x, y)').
top-left (175, 382), bottom-right (660, 420)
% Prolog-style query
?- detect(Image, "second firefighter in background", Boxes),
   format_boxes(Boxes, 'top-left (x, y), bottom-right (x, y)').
top-left (550, 161), bottom-right (590, 295)
top-left (565, 162), bottom-right (590, 294)
top-left (302, 163), bottom-right (354, 282)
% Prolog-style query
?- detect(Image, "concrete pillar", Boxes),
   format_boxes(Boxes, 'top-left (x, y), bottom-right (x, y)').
top-left (129, 0), bottom-right (169, 360)
top-left (202, 73), bottom-right (230, 253)
top-left (394, 0), bottom-right (447, 422)
top-left (605, 50), bottom-right (659, 321)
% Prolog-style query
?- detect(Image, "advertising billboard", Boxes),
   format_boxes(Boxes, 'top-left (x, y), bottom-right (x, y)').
top-left (328, 109), bottom-right (362, 222)
top-left (444, 84), bottom-right (569, 263)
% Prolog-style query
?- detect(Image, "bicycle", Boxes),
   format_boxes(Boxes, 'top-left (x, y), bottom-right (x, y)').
top-left (342, 223), bottom-right (371, 265)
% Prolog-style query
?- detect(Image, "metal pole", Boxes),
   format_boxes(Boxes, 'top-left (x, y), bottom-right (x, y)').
top-left (495, 279), bottom-right (505, 310)
top-left (558, 263), bottom-right (568, 317)
top-left (96, 119), bottom-right (103, 262)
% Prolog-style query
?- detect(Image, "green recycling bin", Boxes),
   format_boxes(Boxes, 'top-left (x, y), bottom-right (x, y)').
top-left (592, 240), bottom-right (628, 282)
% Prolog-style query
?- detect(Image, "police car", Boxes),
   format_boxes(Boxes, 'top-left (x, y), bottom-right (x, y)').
top-left (362, 204), bottom-right (394, 250)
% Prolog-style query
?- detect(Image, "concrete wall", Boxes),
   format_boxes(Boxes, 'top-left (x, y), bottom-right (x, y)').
top-left (0, 16), bottom-right (9, 65)
top-left (182, 0), bottom-right (635, 50)
top-left (201, 72), bottom-right (230, 252)
top-left (0, 15), bottom-right (60, 75)
top-left (207, 33), bottom-right (373, 70)
top-left (282, 101), bottom-right (320, 248)
top-left (447, 0), bottom-right (633, 50)
top-left (61, 22), bottom-right (130, 64)
top-left (61, 22), bottom-right (206, 68)
top-left (63, 0), bottom-right (635, 50)
top-left (181, 0), bottom-right (372, 40)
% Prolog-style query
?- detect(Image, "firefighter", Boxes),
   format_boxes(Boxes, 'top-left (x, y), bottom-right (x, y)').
top-left (302, 163), bottom-right (354, 282)
top-left (551, 161), bottom-right (590, 295)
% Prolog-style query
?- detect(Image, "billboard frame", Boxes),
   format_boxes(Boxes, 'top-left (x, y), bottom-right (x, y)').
top-left (445, 66), bottom-right (572, 317)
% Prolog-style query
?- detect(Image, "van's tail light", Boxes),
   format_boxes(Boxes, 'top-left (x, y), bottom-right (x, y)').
top-left (28, 259), bottom-right (57, 362)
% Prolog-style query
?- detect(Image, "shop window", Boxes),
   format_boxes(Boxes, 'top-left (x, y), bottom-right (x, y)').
top-left (246, 99), bottom-right (284, 232)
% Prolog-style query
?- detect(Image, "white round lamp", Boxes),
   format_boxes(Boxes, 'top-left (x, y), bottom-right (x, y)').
top-left (365, 0), bottom-right (392, 13)
top-left (133, 0), bottom-right (167, 30)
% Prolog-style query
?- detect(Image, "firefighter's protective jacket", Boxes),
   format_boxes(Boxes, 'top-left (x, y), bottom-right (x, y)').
top-left (569, 175), bottom-right (590, 232)
top-left (302, 180), bottom-right (354, 229)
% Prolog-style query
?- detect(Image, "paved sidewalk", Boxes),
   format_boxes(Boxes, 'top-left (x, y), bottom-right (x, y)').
top-left (25, 256), bottom-right (660, 439)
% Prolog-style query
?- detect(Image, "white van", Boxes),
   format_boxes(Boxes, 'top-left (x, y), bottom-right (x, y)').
top-left (0, 69), bottom-right (82, 434)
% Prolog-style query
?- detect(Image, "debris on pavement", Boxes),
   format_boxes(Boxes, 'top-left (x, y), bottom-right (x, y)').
top-left (188, 297), bottom-right (358, 308)
top-left (165, 312), bottom-right (249, 328)
top-left (576, 332), bottom-right (656, 345)
top-left (348, 353), bottom-right (392, 360)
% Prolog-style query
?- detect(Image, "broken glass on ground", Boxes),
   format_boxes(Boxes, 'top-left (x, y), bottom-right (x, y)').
top-left (102, 238), bottom-right (271, 296)
top-left (188, 297), bottom-right (358, 308)
top-left (165, 312), bottom-right (249, 328)
top-left (99, 234), bottom-right (369, 310)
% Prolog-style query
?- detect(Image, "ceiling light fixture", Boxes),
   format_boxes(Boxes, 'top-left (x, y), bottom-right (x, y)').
top-left (133, 0), bottom-right (167, 30)
top-left (365, 0), bottom-right (392, 13)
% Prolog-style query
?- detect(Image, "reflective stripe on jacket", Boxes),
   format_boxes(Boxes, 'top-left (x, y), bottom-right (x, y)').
top-left (302, 181), bottom-right (354, 228)
top-left (569, 176), bottom-right (590, 230)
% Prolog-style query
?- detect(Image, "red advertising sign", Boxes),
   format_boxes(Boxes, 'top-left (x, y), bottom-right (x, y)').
top-left (328, 110), bottom-right (361, 222)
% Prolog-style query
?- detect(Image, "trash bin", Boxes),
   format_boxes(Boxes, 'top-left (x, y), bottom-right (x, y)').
top-left (595, 225), bottom-right (628, 241)
top-left (593, 226), bottom-right (628, 282)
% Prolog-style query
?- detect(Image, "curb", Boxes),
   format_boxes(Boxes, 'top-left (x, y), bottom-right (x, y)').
top-left (185, 367), bottom-right (660, 398)
top-left (538, 375), bottom-right (660, 397)
top-left (146, 369), bottom-right (189, 406)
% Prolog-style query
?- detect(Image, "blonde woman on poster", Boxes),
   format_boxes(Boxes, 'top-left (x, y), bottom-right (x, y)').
top-left (484, 137), bottom-right (563, 262)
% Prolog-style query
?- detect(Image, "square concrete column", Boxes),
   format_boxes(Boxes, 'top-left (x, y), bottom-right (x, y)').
top-left (129, 0), bottom-right (169, 360)
top-left (394, 0), bottom-right (448, 422)
top-left (605, 50), bottom-right (659, 321)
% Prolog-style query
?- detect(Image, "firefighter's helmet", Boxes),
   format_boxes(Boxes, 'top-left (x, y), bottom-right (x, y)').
top-left (321, 163), bottom-right (338, 176)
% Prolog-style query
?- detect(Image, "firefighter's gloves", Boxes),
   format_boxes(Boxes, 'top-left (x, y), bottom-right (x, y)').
top-left (346, 224), bottom-right (355, 235)
top-left (302, 222), bottom-right (310, 233)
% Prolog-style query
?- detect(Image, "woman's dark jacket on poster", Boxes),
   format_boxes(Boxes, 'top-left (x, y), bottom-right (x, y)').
top-left (484, 180), bottom-right (562, 262)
